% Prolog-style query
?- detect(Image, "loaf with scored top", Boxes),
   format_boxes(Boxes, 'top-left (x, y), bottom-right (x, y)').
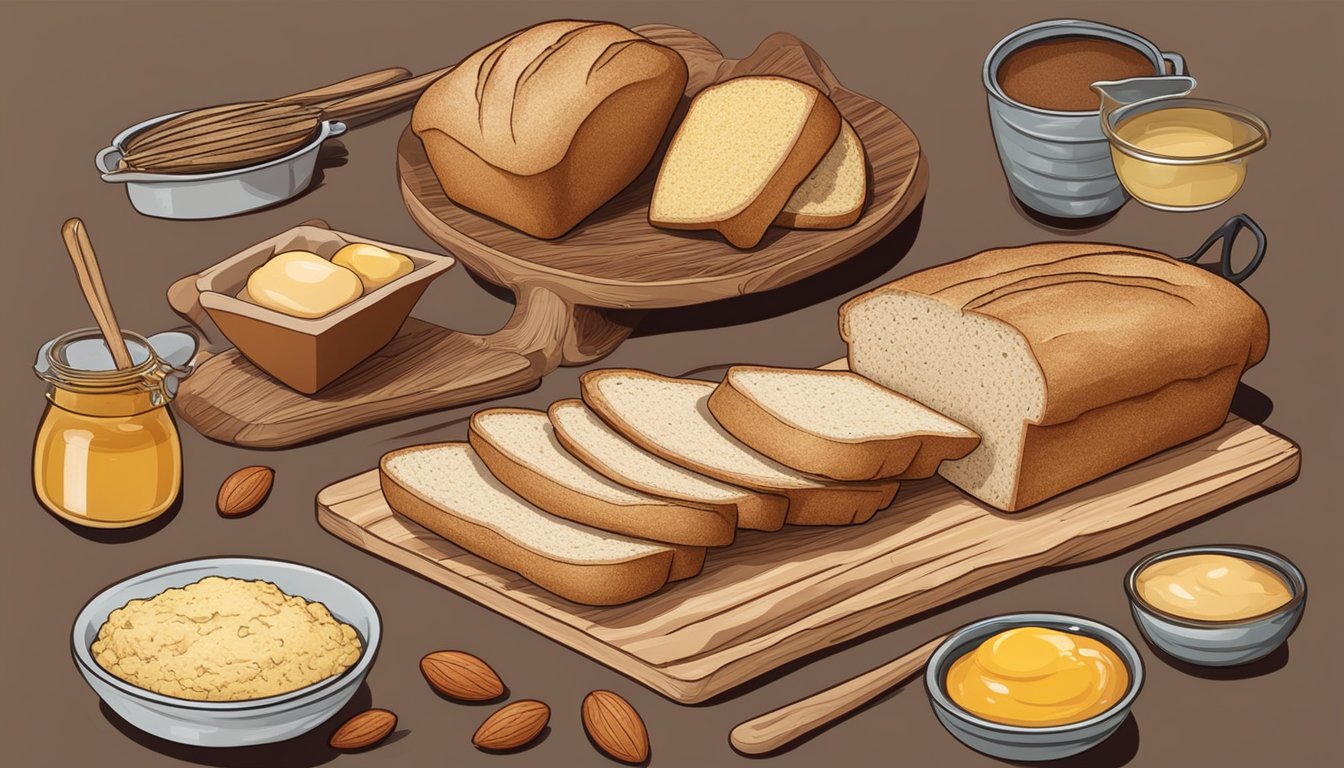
top-left (412, 20), bottom-right (688, 239)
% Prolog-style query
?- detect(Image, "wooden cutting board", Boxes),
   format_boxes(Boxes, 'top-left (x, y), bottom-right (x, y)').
top-left (170, 25), bottom-right (926, 448)
top-left (316, 413), bottom-right (1299, 704)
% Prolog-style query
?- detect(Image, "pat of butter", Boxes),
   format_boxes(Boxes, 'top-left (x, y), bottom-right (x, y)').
top-left (332, 242), bottom-right (414, 292)
top-left (246, 251), bottom-right (364, 319)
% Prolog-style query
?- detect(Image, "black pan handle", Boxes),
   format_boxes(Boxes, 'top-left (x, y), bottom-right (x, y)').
top-left (1178, 214), bottom-right (1266, 284)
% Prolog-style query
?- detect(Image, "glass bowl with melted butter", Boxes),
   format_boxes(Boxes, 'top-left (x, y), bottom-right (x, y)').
top-left (1100, 95), bottom-right (1269, 211)
top-left (1126, 545), bottom-right (1306, 667)
top-left (925, 613), bottom-right (1143, 762)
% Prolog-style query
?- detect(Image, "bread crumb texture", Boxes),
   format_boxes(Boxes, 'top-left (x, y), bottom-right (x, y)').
top-left (92, 576), bottom-right (361, 701)
top-left (590, 373), bottom-right (825, 489)
top-left (385, 445), bottom-right (662, 560)
top-left (730, 368), bottom-right (975, 440)
top-left (783, 120), bottom-right (865, 215)
top-left (652, 76), bottom-right (817, 221)
top-left (551, 402), bottom-right (745, 501)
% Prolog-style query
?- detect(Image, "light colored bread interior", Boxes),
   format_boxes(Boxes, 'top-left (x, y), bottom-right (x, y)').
top-left (844, 291), bottom-right (1046, 508)
top-left (474, 410), bottom-right (657, 505)
top-left (471, 408), bottom-right (733, 547)
top-left (585, 372), bottom-right (828, 489)
top-left (383, 444), bottom-right (665, 562)
top-left (776, 119), bottom-right (866, 227)
top-left (727, 367), bottom-right (976, 440)
top-left (651, 76), bottom-right (817, 223)
top-left (550, 400), bottom-right (788, 532)
top-left (549, 400), bottom-right (744, 501)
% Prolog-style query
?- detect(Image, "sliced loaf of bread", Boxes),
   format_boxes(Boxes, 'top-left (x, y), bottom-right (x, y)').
top-left (774, 119), bottom-right (867, 229)
top-left (380, 443), bottom-right (702, 605)
top-left (707, 366), bottom-right (980, 481)
top-left (469, 408), bottom-right (735, 547)
top-left (649, 75), bottom-right (841, 248)
top-left (580, 370), bottom-right (898, 526)
top-left (549, 400), bottom-right (788, 532)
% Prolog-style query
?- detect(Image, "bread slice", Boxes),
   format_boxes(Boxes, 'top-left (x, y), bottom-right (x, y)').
top-left (774, 119), bottom-right (867, 229)
top-left (469, 408), bottom-right (735, 547)
top-left (380, 443), bottom-right (702, 605)
top-left (580, 370), bottom-right (898, 526)
top-left (649, 75), bottom-right (841, 248)
top-left (707, 366), bottom-right (980, 481)
top-left (549, 400), bottom-right (788, 532)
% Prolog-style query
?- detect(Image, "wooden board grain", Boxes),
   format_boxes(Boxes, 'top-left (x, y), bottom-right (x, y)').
top-left (316, 414), bottom-right (1299, 703)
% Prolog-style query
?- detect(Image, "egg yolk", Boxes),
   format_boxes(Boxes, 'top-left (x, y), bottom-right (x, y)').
top-left (945, 626), bottom-right (1127, 727)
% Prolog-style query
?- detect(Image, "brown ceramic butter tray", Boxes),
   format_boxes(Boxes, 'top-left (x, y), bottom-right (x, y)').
top-left (193, 223), bottom-right (453, 393)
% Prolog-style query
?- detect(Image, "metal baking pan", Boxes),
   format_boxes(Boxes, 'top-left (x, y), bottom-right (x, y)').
top-left (95, 112), bottom-right (346, 220)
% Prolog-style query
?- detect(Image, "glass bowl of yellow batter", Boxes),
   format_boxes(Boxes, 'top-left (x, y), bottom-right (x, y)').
top-left (924, 613), bottom-right (1144, 762)
top-left (1125, 544), bottom-right (1306, 667)
top-left (1100, 96), bottom-right (1269, 212)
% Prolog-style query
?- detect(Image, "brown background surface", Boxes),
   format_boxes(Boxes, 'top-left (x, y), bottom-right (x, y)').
top-left (1, 1), bottom-right (1339, 766)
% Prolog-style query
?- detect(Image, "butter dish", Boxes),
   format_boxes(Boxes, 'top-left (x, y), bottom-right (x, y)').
top-left (194, 224), bottom-right (453, 393)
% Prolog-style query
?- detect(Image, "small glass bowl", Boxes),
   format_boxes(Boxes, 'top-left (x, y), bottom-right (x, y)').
top-left (1124, 544), bottom-right (1306, 666)
top-left (1102, 97), bottom-right (1269, 211)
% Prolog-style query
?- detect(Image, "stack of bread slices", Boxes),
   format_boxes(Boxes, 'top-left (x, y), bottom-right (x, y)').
top-left (380, 366), bottom-right (978, 606)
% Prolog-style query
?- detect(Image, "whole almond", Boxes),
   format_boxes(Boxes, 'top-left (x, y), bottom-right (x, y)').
top-left (217, 466), bottom-right (274, 517)
top-left (329, 708), bottom-right (396, 750)
top-left (472, 700), bottom-right (549, 751)
top-left (582, 690), bottom-right (649, 764)
top-left (420, 650), bottom-right (505, 701)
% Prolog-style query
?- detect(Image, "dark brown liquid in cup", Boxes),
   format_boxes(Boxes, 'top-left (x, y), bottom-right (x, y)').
top-left (997, 36), bottom-right (1156, 111)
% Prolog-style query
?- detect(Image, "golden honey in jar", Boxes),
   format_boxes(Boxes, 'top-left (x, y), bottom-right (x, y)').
top-left (946, 626), bottom-right (1128, 727)
top-left (1136, 553), bottom-right (1291, 621)
top-left (33, 329), bottom-right (195, 528)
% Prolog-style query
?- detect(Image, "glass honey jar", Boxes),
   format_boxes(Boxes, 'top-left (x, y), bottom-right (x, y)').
top-left (33, 328), bottom-right (196, 528)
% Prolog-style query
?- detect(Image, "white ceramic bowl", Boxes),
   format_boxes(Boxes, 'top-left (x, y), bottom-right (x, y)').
top-left (71, 557), bottom-right (380, 747)
top-left (1125, 545), bottom-right (1306, 666)
top-left (925, 613), bottom-right (1143, 762)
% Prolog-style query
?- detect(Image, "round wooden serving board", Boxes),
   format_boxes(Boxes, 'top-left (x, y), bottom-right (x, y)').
top-left (171, 24), bottom-right (925, 448)
top-left (399, 23), bottom-right (927, 357)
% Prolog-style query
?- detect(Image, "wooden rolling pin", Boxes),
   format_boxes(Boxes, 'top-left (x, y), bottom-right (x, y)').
top-left (730, 634), bottom-right (948, 755)
top-left (120, 66), bottom-right (450, 174)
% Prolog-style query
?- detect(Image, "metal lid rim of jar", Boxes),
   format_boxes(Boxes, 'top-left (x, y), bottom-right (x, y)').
top-left (41, 327), bottom-right (164, 389)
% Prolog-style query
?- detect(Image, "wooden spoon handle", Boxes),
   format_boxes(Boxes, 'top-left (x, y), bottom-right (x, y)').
top-left (274, 67), bottom-right (413, 105)
top-left (61, 218), bottom-right (134, 370)
top-left (317, 66), bottom-right (452, 123)
top-left (730, 633), bottom-right (949, 755)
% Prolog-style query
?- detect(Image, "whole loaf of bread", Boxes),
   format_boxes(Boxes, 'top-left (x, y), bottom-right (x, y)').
top-left (412, 21), bottom-right (688, 239)
top-left (842, 243), bottom-right (1269, 511)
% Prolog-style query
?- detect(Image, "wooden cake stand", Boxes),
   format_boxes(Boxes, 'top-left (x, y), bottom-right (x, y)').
top-left (170, 25), bottom-right (927, 448)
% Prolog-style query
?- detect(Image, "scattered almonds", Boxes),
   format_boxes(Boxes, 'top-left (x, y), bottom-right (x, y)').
top-left (217, 466), bottom-right (274, 518)
top-left (582, 690), bottom-right (650, 764)
top-left (329, 708), bottom-right (397, 750)
top-left (420, 650), bottom-right (505, 701)
top-left (473, 699), bottom-right (549, 751)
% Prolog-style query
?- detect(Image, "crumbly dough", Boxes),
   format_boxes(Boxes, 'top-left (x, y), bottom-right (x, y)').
top-left (92, 576), bottom-right (362, 702)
